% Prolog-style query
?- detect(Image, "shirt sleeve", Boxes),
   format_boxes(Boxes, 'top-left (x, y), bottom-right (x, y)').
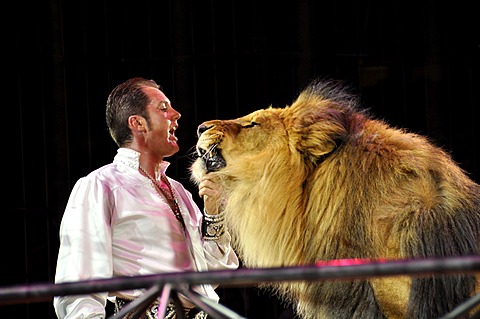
top-left (53, 176), bottom-right (113, 319)
top-left (203, 230), bottom-right (239, 271)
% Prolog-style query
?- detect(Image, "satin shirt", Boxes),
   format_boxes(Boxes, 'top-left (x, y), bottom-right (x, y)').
top-left (53, 148), bottom-right (239, 319)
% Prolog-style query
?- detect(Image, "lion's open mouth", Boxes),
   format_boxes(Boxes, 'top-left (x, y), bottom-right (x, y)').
top-left (197, 143), bottom-right (226, 173)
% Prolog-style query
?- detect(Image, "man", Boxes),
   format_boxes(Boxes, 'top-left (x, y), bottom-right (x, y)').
top-left (53, 77), bottom-right (239, 319)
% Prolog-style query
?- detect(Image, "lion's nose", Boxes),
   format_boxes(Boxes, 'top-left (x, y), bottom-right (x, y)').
top-left (197, 124), bottom-right (210, 137)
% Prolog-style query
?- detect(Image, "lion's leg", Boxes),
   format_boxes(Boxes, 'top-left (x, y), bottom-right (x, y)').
top-left (393, 208), bottom-right (479, 318)
top-left (297, 281), bottom-right (387, 319)
top-left (371, 276), bottom-right (410, 319)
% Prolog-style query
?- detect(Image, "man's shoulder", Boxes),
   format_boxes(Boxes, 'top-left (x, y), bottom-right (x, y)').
top-left (83, 162), bottom-right (117, 180)
top-left (74, 163), bottom-right (122, 190)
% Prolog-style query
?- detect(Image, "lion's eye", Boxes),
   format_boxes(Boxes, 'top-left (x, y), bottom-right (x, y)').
top-left (242, 122), bottom-right (259, 128)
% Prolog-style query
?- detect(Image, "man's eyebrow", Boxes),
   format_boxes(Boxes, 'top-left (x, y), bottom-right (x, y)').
top-left (151, 99), bottom-right (171, 107)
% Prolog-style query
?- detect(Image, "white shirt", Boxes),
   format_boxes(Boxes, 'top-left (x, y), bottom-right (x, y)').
top-left (53, 148), bottom-right (239, 319)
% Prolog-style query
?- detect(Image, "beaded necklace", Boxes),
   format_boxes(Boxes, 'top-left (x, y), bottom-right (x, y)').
top-left (139, 166), bottom-right (186, 229)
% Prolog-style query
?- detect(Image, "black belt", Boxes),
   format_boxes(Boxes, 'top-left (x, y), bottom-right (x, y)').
top-left (114, 297), bottom-right (208, 319)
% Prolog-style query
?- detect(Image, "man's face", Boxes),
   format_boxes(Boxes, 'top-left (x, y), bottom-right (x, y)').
top-left (143, 86), bottom-right (181, 158)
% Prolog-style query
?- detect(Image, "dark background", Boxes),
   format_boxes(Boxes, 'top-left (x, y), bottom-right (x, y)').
top-left (9, 0), bottom-right (479, 318)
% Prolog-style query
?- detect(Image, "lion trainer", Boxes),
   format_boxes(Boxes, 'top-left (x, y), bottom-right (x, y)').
top-left (190, 79), bottom-right (480, 319)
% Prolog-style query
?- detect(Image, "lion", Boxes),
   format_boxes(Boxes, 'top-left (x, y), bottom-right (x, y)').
top-left (190, 79), bottom-right (480, 319)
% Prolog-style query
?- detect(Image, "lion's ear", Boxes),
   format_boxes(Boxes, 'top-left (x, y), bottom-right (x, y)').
top-left (286, 98), bottom-right (348, 164)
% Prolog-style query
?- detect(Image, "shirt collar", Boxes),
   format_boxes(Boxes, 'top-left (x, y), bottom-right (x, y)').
top-left (114, 148), bottom-right (171, 175)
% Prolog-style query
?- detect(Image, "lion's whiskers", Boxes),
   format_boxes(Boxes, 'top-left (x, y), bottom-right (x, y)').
top-left (202, 143), bottom-right (219, 159)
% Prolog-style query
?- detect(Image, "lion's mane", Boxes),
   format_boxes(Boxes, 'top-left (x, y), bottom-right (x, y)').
top-left (191, 79), bottom-right (480, 319)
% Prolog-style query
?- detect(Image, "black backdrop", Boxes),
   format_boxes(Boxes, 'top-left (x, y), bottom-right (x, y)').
top-left (10, 0), bottom-right (479, 318)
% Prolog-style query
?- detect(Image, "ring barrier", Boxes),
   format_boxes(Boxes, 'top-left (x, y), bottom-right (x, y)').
top-left (1, 256), bottom-right (480, 319)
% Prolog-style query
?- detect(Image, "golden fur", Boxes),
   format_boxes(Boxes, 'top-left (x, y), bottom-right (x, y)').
top-left (191, 79), bottom-right (480, 319)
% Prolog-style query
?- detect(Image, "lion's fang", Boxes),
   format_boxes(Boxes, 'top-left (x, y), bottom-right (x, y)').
top-left (202, 143), bottom-right (219, 160)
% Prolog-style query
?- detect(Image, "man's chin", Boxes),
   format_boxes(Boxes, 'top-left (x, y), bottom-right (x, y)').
top-left (163, 143), bottom-right (180, 157)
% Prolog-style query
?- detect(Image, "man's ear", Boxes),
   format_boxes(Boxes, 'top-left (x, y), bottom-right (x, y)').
top-left (128, 116), bottom-right (146, 132)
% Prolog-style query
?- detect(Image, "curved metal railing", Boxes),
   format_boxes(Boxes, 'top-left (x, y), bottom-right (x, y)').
top-left (1, 256), bottom-right (480, 319)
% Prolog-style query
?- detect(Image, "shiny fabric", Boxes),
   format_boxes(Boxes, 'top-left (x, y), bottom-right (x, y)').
top-left (54, 148), bottom-right (239, 319)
